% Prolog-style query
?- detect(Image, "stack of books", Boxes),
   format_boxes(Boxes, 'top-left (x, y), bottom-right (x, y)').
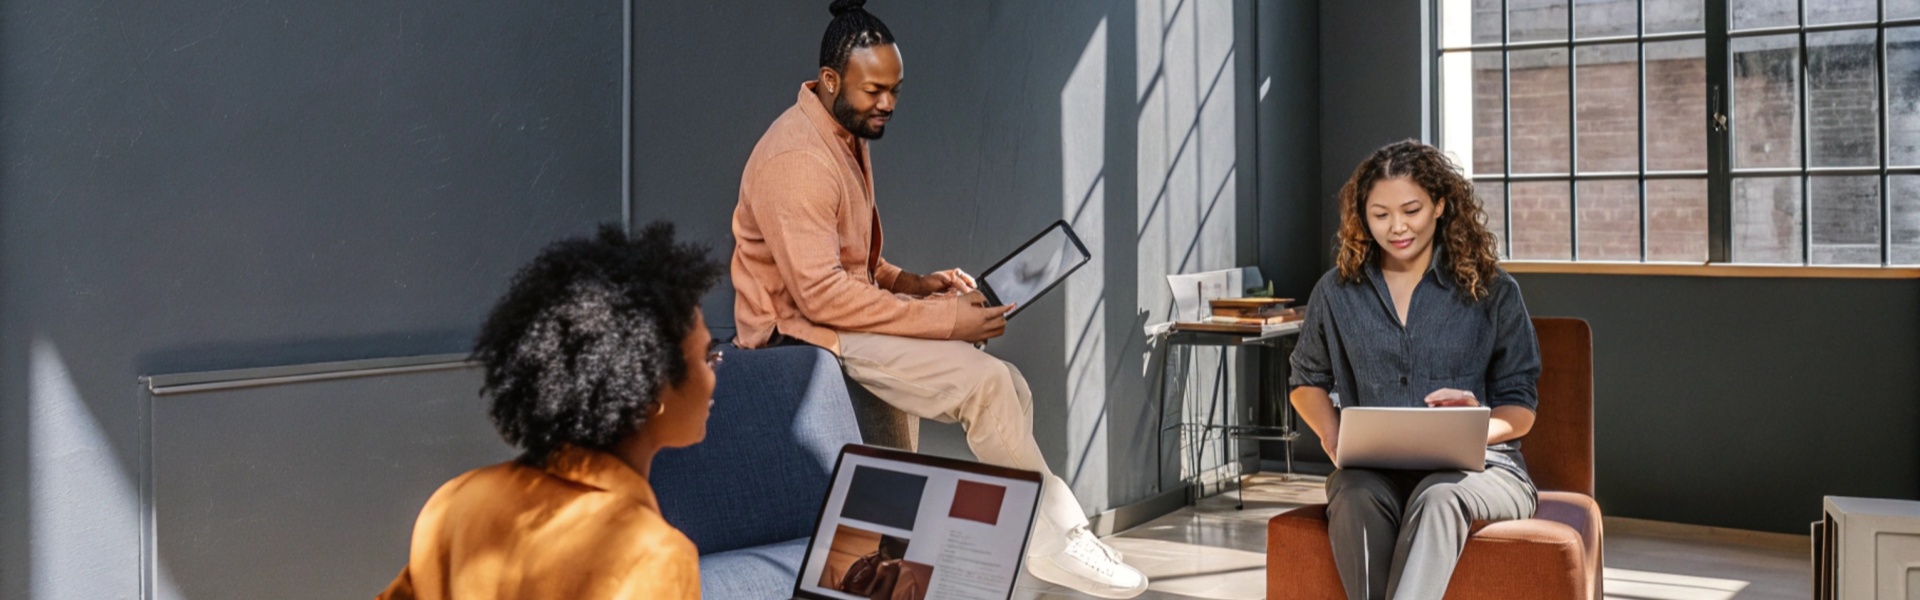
top-left (1171, 297), bottom-right (1305, 335)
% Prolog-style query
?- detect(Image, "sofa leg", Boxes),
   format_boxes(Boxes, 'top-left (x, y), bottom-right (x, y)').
top-left (846, 378), bottom-right (919, 452)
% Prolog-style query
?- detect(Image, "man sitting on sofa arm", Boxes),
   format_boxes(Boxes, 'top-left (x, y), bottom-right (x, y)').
top-left (727, 1), bottom-right (1145, 597)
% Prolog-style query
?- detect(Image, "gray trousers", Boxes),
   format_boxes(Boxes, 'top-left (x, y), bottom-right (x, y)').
top-left (1324, 462), bottom-right (1537, 600)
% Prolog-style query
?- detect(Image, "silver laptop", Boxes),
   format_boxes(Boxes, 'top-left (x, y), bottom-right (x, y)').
top-left (791, 444), bottom-right (1043, 600)
top-left (1335, 407), bottom-right (1491, 472)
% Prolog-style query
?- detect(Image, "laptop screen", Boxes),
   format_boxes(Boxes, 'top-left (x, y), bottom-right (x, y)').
top-left (793, 444), bottom-right (1043, 600)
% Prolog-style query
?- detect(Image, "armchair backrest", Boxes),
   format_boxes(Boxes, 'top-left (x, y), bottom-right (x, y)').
top-left (651, 344), bottom-right (861, 554)
top-left (1520, 317), bottom-right (1594, 496)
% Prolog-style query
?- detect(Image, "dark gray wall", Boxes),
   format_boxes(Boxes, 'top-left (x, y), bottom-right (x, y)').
top-left (635, 0), bottom-right (1323, 515)
top-left (1258, 1), bottom-right (1324, 296)
top-left (0, 0), bottom-right (622, 597)
top-left (153, 368), bottom-right (515, 600)
top-left (1315, 0), bottom-right (1920, 534)
top-left (629, 1), bottom-right (821, 332)
top-left (1517, 274), bottom-right (1920, 533)
top-left (1319, 0), bottom-right (1429, 253)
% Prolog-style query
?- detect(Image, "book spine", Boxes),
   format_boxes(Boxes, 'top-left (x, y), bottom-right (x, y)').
top-left (1206, 313), bottom-right (1304, 325)
top-left (1210, 307), bottom-right (1301, 319)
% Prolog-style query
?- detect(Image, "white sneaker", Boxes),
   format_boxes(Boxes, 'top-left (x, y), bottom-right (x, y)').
top-left (1026, 526), bottom-right (1149, 598)
top-left (1082, 530), bottom-right (1124, 561)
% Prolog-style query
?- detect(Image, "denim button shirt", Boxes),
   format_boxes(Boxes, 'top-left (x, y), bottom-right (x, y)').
top-left (1288, 249), bottom-right (1542, 477)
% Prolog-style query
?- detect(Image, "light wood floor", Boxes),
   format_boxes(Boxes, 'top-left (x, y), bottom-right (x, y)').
top-left (1015, 473), bottom-right (1810, 599)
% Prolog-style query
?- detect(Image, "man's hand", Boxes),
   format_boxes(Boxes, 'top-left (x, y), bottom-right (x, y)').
top-left (928, 268), bottom-right (976, 294)
top-left (900, 268), bottom-right (977, 297)
top-left (952, 290), bottom-right (1013, 342)
top-left (1423, 388), bottom-right (1479, 408)
top-left (1321, 424), bottom-right (1339, 462)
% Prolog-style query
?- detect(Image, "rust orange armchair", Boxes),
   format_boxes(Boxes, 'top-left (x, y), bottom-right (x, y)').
top-left (1267, 317), bottom-right (1602, 600)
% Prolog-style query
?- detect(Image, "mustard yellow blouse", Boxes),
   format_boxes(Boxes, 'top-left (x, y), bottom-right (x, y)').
top-left (379, 446), bottom-right (699, 599)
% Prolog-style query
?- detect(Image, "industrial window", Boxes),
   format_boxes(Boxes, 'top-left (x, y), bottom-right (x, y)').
top-left (1435, 0), bottom-right (1920, 265)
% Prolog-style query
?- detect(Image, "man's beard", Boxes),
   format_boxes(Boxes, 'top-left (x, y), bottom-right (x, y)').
top-left (831, 91), bottom-right (888, 140)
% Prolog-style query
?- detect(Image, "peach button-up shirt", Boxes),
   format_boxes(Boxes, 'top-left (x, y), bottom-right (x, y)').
top-left (378, 446), bottom-right (699, 600)
top-left (731, 82), bottom-right (961, 353)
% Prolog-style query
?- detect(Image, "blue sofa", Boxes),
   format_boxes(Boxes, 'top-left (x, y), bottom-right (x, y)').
top-left (650, 344), bottom-right (861, 599)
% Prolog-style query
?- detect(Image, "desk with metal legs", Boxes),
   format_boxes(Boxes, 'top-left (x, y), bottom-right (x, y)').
top-left (1153, 327), bottom-right (1301, 509)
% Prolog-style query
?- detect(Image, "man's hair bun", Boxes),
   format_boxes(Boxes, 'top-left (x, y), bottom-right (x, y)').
top-left (820, 0), bottom-right (892, 71)
top-left (829, 0), bottom-right (866, 18)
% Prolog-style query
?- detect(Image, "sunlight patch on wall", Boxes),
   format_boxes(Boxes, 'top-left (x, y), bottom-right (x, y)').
top-left (1062, 16), bottom-right (1109, 513)
top-left (30, 337), bottom-right (180, 599)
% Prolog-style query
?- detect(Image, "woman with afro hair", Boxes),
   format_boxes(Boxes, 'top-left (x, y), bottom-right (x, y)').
top-left (380, 222), bottom-right (725, 600)
top-left (1287, 140), bottom-right (1544, 600)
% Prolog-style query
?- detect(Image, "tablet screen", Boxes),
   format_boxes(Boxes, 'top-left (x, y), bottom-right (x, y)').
top-left (980, 222), bottom-right (1089, 317)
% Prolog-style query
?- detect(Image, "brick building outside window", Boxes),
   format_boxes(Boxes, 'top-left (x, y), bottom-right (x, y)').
top-left (1436, 0), bottom-right (1920, 265)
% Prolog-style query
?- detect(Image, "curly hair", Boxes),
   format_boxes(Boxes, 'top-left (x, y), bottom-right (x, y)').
top-left (1335, 140), bottom-right (1502, 301)
top-left (473, 222), bottom-right (724, 466)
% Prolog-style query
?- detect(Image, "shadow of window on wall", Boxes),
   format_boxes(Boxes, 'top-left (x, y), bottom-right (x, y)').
top-left (1133, 0), bottom-right (1239, 490)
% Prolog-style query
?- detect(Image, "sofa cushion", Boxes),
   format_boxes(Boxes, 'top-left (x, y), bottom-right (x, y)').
top-left (1267, 494), bottom-right (1602, 600)
top-left (699, 537), bottom-right (810, 599)
top-left (652, 344), bottom-right (860, 555)
top-left (1448, 512), bottom-right (1588, 599)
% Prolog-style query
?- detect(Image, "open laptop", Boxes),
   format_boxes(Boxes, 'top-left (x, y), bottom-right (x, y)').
top-left (1334, 407), bottom-right (1491, 472)
top-left (790, 444), bottom-right (1043, 600)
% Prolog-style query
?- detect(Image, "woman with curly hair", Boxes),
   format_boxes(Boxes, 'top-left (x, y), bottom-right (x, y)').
top-left (379, 222), bottom-right (725, 600)
top-left (1287, 140), bottom-right (1544, 600)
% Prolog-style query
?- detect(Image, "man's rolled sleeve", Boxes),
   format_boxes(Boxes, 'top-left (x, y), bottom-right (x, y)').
top-left (1483, 274), bottom-right (1542, 411)
top-left (873, 256), bottom-right (906, 293)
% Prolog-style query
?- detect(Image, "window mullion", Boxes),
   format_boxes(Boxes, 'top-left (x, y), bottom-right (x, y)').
top-left (1569, 3), bottom-right (1579, 261)
top-left (1880, 0), bottom-right (1891, 266)
top-left (1503, 0), bottom-right (1514, 259)
top-left (1639, 0), bottom-right (1649, 261)
top-left (1707, 0), bottom-right (1733, 262)
top-left (1799, 0), bottom-right (1811, 265)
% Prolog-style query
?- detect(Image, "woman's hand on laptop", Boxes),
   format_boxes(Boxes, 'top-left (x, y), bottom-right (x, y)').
top-left (1423, 388), bottom-right (1479, 408)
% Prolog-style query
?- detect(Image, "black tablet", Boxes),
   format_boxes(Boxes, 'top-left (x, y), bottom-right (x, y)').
top-left (977, 221), bottom-right (1092, 320)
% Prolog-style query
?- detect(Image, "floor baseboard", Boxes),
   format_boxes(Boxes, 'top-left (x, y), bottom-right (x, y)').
top-left (1089, 484), bottom-right (1190, 536)
top-left (1603, 515), bottom-right (1809, 552)
top-left (1261, 458), bottom-right (1334, 476)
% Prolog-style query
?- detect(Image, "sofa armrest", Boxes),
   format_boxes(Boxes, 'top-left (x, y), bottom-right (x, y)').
top-left (1268, 506), bottom-right (1346, 600)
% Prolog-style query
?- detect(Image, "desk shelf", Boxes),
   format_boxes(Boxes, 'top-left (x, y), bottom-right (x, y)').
top-left (1155, 328), bottom-right (1302, 509)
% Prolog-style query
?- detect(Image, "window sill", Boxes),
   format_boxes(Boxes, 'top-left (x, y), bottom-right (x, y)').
top-left (1501, 261), bottom-right (1920, 279)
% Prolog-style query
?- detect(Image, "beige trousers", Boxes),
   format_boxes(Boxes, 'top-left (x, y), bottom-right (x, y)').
top-left (837, 331), bottom-right (1089, 556)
